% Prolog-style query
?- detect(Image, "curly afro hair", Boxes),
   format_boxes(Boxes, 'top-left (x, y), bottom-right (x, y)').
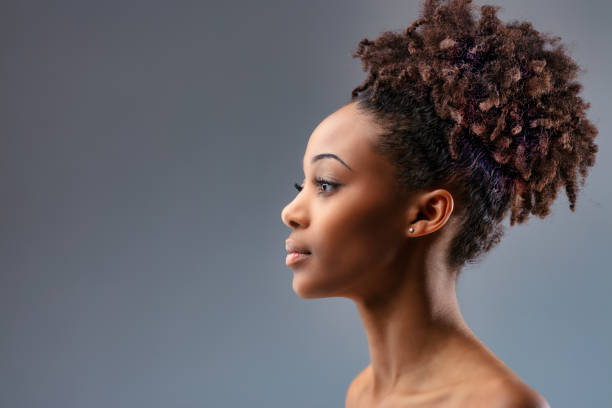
top-left (349, 0), bottom-right (599, 271)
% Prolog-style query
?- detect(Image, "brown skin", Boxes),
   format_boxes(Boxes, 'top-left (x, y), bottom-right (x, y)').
top-left (281, 102), bottom-right (550, 407)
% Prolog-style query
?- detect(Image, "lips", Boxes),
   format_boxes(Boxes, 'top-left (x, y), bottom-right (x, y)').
top-left (285, 239), bottom-right (311, 254)
top-left (286, 251), bottom-right (311, 266)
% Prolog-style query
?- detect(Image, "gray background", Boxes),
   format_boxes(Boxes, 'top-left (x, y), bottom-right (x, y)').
top-left (1, 0), bottom-right (610, 407)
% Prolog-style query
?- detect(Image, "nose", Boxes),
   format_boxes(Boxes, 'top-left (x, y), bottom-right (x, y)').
top-left (281, 195), bottom-right (308, 229)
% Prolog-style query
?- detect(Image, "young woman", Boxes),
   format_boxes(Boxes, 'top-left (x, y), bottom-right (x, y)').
top-left (281, 0), bottom-right (599, 406)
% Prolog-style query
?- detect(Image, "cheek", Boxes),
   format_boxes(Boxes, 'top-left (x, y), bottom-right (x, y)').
top-left (314, 200), bottom-right (401, 277)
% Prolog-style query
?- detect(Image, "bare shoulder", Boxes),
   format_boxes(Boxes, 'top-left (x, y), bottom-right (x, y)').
top-left (345, 364), bottom-right (371, 407)
top-left (475, 376), bottom-right (551, 408)
top-left (454, 335), bottom-right (551, 407)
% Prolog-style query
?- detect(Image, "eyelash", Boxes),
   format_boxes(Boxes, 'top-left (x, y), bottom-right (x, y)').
top-left (294, 177), bottom-right (339, 195)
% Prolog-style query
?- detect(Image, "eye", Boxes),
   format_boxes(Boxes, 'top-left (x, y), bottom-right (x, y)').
top-left (293, 178), bottom-right (339, 195)
top-left (314, 177), bottom-right (338, 194)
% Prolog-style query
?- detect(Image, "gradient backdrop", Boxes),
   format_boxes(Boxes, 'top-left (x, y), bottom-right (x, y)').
top-left (2, 0), bottom-right (611, 407)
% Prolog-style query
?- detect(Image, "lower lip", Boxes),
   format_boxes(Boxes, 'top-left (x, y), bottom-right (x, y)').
top-left (286, 252), bottom-right (311, 266)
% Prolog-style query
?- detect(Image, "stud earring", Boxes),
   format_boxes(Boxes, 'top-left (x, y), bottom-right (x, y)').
top-left (409, 226), bottom-right (415, 233)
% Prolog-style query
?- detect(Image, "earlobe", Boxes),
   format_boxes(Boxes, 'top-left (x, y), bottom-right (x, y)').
top-left (403, 204), bottom-right (422, 237)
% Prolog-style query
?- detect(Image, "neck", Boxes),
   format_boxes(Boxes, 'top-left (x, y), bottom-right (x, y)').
top-left (351, 246), bottom-right (477, 399)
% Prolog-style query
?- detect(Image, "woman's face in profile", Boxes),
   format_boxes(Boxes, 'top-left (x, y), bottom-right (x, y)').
top-left (281, 102), bottom-right (412, 300)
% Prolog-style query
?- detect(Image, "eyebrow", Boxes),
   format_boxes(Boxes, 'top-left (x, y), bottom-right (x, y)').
top-left (311, 153), bottom-right (353, 171)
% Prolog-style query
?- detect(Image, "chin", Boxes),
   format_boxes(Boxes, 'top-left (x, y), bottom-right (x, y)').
top-left (292, 277), bottom-right (323, 298)
top-left (291, 274), bottom-right (344, 299)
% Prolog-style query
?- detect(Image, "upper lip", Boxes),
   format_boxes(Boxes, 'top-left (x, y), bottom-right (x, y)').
top-left (285, 239), bottom-right (311, 254)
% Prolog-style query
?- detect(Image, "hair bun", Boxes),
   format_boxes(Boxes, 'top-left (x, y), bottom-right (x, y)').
top-left (351, 0), bottom-right (599, 226)
top-left (350, 0), bottom-right (599, 268)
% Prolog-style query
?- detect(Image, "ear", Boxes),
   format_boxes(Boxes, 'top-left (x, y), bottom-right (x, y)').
top-left (404, 189), bottom-right (454, 237)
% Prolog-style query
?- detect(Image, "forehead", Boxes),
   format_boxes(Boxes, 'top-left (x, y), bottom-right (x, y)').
top-left (303, 102), bottom-right (384, 172)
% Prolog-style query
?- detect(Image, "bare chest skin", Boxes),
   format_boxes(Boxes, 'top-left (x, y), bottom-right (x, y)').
top-left (345, 355), bottom-right (536, 408)
top-left (345, 327), bottom-right (549, 408)
top-left (347, 377), bottom-right (512, 408)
